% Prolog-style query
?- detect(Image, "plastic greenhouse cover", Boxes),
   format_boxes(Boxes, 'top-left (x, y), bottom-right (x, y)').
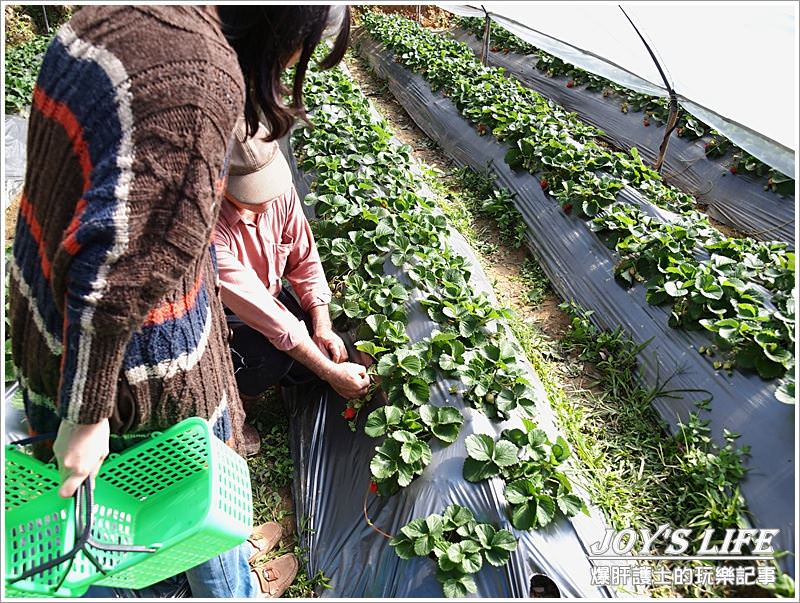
top-left (276, 91), bottom-right (621, 596)
top-left (4, 115), bottom-right (28, 207)
top-left (444, 4), bottom-right (796, 177)
top-left (450, 28), bottom-right (795, 246)
top-left (354, 32), bottom-right (795, 575)
top-left (4, 384), bottom-right (27, 445)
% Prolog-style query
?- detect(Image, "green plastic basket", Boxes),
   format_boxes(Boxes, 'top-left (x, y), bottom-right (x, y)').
top-left (4, 417), bottom-right (253, 598)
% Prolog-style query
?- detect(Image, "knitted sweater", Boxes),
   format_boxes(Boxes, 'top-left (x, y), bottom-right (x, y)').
top-left (9, 6), bottom-right (246, 449)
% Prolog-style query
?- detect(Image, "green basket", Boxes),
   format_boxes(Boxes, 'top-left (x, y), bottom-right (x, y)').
top-left (4, 417), bottom-right (253, 598)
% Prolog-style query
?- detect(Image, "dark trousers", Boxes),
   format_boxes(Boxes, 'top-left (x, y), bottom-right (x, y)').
top-left (225, 289), bottom-right (319, 398)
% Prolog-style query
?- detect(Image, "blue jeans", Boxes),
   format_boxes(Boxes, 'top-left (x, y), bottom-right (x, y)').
top-left (84, 541), bottom-right (256, 598)
top-left (225, 289), bottom-right (318, 397)
top-left (185, 541), bottom-right (257, 598)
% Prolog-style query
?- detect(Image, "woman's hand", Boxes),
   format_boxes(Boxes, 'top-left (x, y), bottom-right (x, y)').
top-left (52, 418), bottom-right (110, 498)
top-left (313, 328), bottom-right (348, 363)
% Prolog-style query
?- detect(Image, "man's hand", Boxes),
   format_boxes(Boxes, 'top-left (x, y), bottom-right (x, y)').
top-left (313, 328), bottom-right (348, 363)
top-left (327, 362), bottom-right (370, 400)
top-left (53, 418), bottom-right (110, 498)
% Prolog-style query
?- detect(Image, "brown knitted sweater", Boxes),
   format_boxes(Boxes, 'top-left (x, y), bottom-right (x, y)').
top-left (9, 6), bottom-right (246, 450)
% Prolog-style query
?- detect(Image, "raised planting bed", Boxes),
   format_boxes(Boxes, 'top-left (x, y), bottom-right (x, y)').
top-left (278, 60), bottom-right (620, 597)
top-left (453, 16), bottom-right (795, 246)
top-left (356, 12), bottom-right (795, 572)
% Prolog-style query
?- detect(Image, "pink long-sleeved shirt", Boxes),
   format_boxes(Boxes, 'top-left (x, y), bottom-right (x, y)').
top-left (214, 189), bottom-right (332, 351)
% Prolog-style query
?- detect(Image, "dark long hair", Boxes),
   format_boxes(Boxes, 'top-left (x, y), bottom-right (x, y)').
top-left (218, 5), bottom-right (350, 141)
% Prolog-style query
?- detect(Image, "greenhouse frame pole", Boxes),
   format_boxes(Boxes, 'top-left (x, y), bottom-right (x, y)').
top-left (480, 6), bottom-right (491, 66)
top-left (619, 6), bottom-right (679, 173)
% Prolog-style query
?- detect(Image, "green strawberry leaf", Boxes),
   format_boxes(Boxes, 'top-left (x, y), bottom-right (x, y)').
top-left (473, 523), bottom-right (496, 549)
top-left (535, 494), bottom-right (556, 527)
top-left (557, 493), bottom-right (585, 518)
top-left (389, 534), bottom-right (416, 560)
top-left (465, 433), bottom-right (494, 461)
top-left (401, 439), bottom-right (432, 466)
top-left (364, 405), bottom-right (403, 438)
top-left (463, 456), bottom-right (500, 482)
top-left (493, 440), bottom-right (520, 467)
top-left (504, 479), bottom-right (535, 505)
top-left (510, 500), bottom-right (536, 531)
top-left (403, 377), bottom-right (430, 406)
top-left (442, 504), bottom-right (475, 531)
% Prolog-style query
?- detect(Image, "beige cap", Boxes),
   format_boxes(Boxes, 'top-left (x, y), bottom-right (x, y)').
top-left (226, 117), bottom-right (293, 205)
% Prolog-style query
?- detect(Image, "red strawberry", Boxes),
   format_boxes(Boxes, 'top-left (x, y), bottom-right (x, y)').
top-left (563, 203), bottom-right (573, 214)
top-left (540, 178), bottom-right (548, 190)
top-left (704, 143), bottom-right (710, 151)
top-left (369, 481), bottom-right (378, 494)
top-left (729, 166), bottom-right (737, 174)
top-left (643, 118), bottom-right (650, 127)
top-left (566, 80), bottom-right (574, 88)
top-left (343, 407), bottom-right (356, 420)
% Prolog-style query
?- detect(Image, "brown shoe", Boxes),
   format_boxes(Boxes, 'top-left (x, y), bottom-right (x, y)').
top-left (247, 522), bottom-right (283, 564)
top-left (240, 391), bottom-right (264, 417)
top-left (242, 423), bottom-right (261, 457)
top-left (252, 553), bottom-right (298, 598)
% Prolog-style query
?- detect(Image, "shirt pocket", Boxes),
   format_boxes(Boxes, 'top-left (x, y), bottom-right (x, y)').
top-left (268, 242), bottom-right (293, 288)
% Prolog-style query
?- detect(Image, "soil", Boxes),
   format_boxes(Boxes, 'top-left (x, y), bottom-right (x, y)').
top-left (5, 192), bottom-right (21, 244)
top-left (352, 5), bottom-right (453, 29)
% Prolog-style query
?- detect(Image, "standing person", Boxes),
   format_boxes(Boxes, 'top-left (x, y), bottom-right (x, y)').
top-left (215, 118), bottom-right (370, 423)
top-left (8, 5), bottom-right (350, 598)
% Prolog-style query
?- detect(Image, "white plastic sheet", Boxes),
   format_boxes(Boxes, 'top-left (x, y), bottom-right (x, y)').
top-left (444, 3), bottom-right (797, 176)
top-left (4, 115), bottom-right (28, 207)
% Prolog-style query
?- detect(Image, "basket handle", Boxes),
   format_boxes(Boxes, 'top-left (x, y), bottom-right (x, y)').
top-left (7, 479), bottom-right (160, 590)
top-left (7, 432), bottom-right (58, 447)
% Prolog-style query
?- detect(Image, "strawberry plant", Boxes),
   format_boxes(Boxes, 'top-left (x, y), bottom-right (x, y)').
top-left (479, 189), bottom-right (527, 247)
top-left (317, 235), bottom-right (364, 274)
top-left (462, 420), bottom-right (588, 530)
top-left (293, 50), bottom-right (592, 538)
top-left (370, 429), bottom-right (432, 494)
top-left (376, 343), bottom-right (436, 400)
top-left (389, 504), bottom-right (518, 598)
top-left (366, 403), bottom-right (464, 495)
top-left (420, 285), bottom-right (511, 342)
top-left (459, 339), bottom-right (536, 420)
top-left (329, 273), bottom-right (408, 330)
top-left (5, 34), bottom-right (51, 114)
top-left (355, 314), bottom-right (410, 358)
